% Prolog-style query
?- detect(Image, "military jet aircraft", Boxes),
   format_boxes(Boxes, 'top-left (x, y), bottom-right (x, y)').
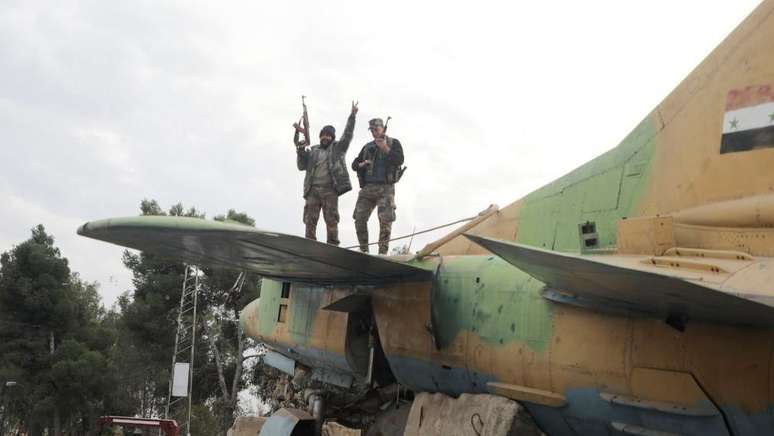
top-left (79, 1), bottom-right (774, 434)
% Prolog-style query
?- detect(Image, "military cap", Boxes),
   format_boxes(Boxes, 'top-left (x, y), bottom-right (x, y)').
top-left (368, 118), bottom-right (384, 130)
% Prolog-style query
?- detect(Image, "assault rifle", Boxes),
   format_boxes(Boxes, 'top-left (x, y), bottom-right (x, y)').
top-left (382, 116), bottom-right (407, 182)
top-left (293, 95), bottom-right (310, 149)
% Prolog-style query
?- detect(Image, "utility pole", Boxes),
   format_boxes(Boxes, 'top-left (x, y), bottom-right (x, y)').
top-left (165, 265), bottom-right (201, 436)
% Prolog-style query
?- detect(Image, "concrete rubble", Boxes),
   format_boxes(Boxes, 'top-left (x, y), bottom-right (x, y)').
top-left (245, 361), bottom-right (544, 436)
top-left (226, 416), bottom-right (266, 436)
top-left (253, 361), bottom-right (364, 414)
top-left (232, 391), bottom-right (545, 436)
top-left (323, 422), bottom-right (364, 435)
top-left (403, 392), bottom-right (545, 436)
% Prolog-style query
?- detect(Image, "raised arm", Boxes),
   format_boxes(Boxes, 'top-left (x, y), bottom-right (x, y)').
top-left (335, 101), bottom-right (358, 154)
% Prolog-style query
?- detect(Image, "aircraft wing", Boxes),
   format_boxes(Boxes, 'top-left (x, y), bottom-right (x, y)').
top-left (78, 216), bottom-right (432, 285)
top-left (465, 234), bottom-right (774, 328)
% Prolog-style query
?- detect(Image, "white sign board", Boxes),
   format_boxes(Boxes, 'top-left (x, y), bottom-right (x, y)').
top-left (172, 362), bottom-right (190, 397)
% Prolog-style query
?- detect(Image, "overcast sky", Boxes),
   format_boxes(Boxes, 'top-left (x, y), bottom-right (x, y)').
top-left (0, 1), bottom-right (762, 306)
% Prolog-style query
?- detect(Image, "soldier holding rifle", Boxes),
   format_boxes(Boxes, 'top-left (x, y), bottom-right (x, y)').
top-left (351, 117), bottom-right (405, 254)
top-left (295, 100), bottom-right (359, 245)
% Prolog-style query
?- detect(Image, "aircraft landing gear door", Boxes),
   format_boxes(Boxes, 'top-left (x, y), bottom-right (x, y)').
top-left (362, 320), bottom-right (393, 386)
top-left (347, 301), bottom-right (395, 386)
top-left (329, 290), bottom-right (394, 386)
top-left (343, 299), bottom-right (372, 380)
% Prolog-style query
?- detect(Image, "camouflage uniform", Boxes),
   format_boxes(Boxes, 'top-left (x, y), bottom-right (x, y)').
top-left (297, 112), bottom-right (356, 245)
top-left (352, 184), bottom-right (396, 254)
top-left (351, 118), bottom-right (405, 254)
top-left (303, 185), bottom-right (340, 244)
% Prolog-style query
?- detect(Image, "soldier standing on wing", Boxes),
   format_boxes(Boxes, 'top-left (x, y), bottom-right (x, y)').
top-left (351, 118), bottom-right (405, 254)
top-left (296, 101), bottom-right (358, 245)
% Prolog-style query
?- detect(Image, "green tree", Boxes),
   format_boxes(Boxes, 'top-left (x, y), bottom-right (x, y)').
top-left (0, 225), bottom-right (118, 435)
top-left (214, 209), bottom-right (256, 227)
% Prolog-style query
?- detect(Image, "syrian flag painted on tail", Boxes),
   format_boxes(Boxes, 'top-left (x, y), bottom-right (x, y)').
top-left (721, 85), bottom-right (774, 154)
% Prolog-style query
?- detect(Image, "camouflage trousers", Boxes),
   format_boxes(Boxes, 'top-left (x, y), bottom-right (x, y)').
top-left (303, 185), bottom-right (340, 245)
top-left (353, 184), bottom-right (396, 254)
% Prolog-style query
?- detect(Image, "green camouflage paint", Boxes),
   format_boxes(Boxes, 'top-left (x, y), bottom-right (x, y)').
top-left (256, 259), bottom-right (554, 354)
top-left (288, 284), bottom-right (325, 345)
top-left (258, 278), bottom-right (282, 336)
top-left (517, 115), bottom-right (658, 251)
top-left (430, 256), bottom-right (553, 353)
top-left (416, 116), bottom-right (657, 355)
top-left (255, 281), bottom-right (338, 346)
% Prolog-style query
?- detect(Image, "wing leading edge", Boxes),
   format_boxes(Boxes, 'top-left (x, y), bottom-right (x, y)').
top-left (78, 216), bottom-right (432, 285)
top-left (465, 234), bottom-right (774, 328)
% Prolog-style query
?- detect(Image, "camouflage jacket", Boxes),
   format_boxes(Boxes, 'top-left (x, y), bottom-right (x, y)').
top-left (297, 113), bottom-right (356, 198)
top-left (351, 137), bottom-right (404, 188)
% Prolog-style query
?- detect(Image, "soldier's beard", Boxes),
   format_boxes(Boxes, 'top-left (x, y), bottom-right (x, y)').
top-left (320, 138), bottom-right (332, 147)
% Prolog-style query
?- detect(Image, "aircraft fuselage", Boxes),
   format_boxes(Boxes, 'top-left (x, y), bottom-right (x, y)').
top-left (240, 255), bottom-right (774, 436)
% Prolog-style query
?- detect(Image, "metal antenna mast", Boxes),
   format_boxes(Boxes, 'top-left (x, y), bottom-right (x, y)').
top-left (165, 265), bottom-right (201, 436)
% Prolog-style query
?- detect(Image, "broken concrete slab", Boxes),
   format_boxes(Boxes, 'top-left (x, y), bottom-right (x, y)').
top-left (227, 416), bottom-right (266, 436)
top-left (403, 392), bottom-right (544, 436)
top-left (324, 422), bottom-right (363, 436)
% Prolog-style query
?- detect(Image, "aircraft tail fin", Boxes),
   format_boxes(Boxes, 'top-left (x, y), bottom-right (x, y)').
top-left (433, 1), bottom-right (774, 258)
